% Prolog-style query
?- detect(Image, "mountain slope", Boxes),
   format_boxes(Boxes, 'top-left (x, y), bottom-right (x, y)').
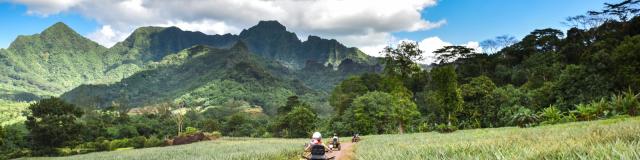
top-left (61, 43), bottom-right (326, 114)
top-left (0, 22), bottom-right (109, 100)
top-left (1, 21), bottom-right (380, 113)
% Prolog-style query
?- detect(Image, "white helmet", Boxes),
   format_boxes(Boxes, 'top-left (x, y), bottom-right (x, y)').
top-left (312, 132), bottom-right (322, 139)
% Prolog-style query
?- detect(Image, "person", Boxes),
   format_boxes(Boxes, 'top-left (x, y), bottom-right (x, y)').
top-left (304, 132), bottom-right (331, 159)
top-left (352, 133), bottom-right (360, 142)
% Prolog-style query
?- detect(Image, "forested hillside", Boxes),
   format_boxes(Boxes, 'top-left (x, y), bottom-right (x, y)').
top-left (328, 0), bottom-right (640, 135)
top-left (62, 43), bottom-right (326, 114)
top-left (0, 23), bottom-right (110, 100)
top-left (0, 20), bottom-right (380, 109)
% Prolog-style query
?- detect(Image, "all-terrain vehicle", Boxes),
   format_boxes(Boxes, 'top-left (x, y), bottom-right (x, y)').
top-left (328, 137), bottom-right (341, 151)
top-left (351, 134), bottom-right (361, 143)
top-left (302, 144), bottom-right (335, 160)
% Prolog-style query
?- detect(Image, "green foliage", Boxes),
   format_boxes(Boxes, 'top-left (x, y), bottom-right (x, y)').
top-left (183, 127), bottom-right (199, 136)
top-left (283, 106), bottom-right (317, 138)
top-left (131, 136), bottom-right (146, 149)
top-left (205, 131), bottom-right (222, 140)
top-left (434, 45), bottom-right (477, 64)
top-left (0, 124), bottom-right (31, 159)
top-left (382, 41), bottom-right (423, 80)
top-left (610, 35), bottom-right (640, 91)
top-left (434, 123), bottom-right (458, 133)
top-left (271, 96), bottom-right (318, 138)
top-left (539, 105), bottom-right (563, 125)
top-left (609, 89), bottom-right (640, 116)
top-left (25, 97), bottom-right (83, 156)
top-left (108, 138), bottom-right (132, 151)
top-left (422, 65), bottom-right (463, 126)
top-left (511, 107), bottom-right (539, 128)
top-left (460, 76), bottom-right (499, 128)
top-left (344, 91), bottom-right (420, 135)
top-left (143, 136), bottom-right (164, 148)
top-left (222, 112), bottom-right (266, 137)
top-left (0, 100), bottom-right (30, 126)
top-left (552, 65), bottom-right (612, 110)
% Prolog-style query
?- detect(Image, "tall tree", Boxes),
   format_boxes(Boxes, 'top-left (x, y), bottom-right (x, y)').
top-left (460, 76), bottom-right (499, 128)
top-left (424, 65), bottom-right (463, 125)
top-left (589, 0), bottom-right (640, 22)
top-left (382, 41), bottom-right (423, 80)
top-left (434, 46), bottom-right (477, 64)
top-left (25, 97), bottom-right (83, 155)
top-left (273, 95), bottom-right (317, 138)
top-left (346, 91), bottom-right (419, 134)
top-left (481, 35), bottom-right (518, 54)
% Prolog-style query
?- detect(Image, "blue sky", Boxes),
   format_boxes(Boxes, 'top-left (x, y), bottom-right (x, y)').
top-left (0, 0), bottom-right (615, 59)
top-left (0, 3), bottom-right (98, 48)
top-left (404, 0), bottom-right (613, 44)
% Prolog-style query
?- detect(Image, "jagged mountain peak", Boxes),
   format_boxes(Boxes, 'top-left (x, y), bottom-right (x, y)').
top-left (41, 22), bottom-right (76, 35)
top-left (8, 22), bottom-right (104, 52)
top-left (252, 20), bottom-right (287, 32)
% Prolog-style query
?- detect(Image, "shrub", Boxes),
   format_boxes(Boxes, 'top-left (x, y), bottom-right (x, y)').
top-left (540, 106), bottom-right (563, 125)
top-left (94, 137), bottom-right (110, 151)
top-left (144, 136), bottom-right (164, 148)
top-left (131, 136), bottom-right (146, 149)
top-left (109, 138), bottom-right (132, 151)
top-left (205, 131), bottom-right (222, 140)
top-left (511, 107), bottom-right (539, 128)
top-left (183, 127), bottom-right (199, 136)
top-left (435, 123), bottom-right (457, 133)
top-left (56, 147), bottom-right (77, 156)
top-left (610, 90), bottom-right (639, 116)
top-left (575, 103), bottom-right (598, 121)
top-left (560, 113), bottom-right (577, 123)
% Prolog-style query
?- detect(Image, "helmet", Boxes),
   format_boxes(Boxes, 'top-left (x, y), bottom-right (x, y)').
top-left (312, 132), bottom-right (322, 139)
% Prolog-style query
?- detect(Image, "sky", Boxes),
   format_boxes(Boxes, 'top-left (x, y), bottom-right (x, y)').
top-left (0, 0), bottom-right (615, 63)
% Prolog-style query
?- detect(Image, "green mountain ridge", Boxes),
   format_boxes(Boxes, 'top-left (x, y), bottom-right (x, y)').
top-left (0, 22), bottom-right (110, 99)
top-left (0, 21), bottom-right (380, 113)
top-left (61, 43), bottom-right (327, 114)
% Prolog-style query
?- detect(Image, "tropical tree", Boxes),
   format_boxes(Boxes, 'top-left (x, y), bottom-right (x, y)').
top-left (425, 65), bottom-right (463, 125)
top-left (25, 97), bottom-right (84, 155)
top-left (434, 46), bottom-right (477, 64)
top-left (382, 41), bottom-right (423, 77)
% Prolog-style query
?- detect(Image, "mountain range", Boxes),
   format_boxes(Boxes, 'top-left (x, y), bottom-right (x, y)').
top-left (0, 21), bottom-right (380, 114)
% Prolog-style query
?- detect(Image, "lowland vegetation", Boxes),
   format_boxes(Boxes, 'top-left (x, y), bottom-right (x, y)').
top-left (2, 0), bottom-right (640, 159)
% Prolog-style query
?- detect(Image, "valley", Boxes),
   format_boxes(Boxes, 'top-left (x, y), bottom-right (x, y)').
top-left (2, 0), bottom-right (640, 159)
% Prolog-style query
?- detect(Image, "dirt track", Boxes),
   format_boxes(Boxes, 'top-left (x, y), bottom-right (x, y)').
top-left (332, 142), bottom-right (354, 160)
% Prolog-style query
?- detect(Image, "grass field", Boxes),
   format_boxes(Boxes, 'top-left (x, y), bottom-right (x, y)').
top-left (354, 117), bottom-right (640, 160)
top-left (22, 138), bottom-right (305, 160)
top-left (0, 100), bottom-right (30, 126)
top-left (19, 117), bottom-right (640, 160)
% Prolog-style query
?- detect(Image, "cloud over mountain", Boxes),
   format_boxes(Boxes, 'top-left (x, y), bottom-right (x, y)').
top-left (10, 0), bottom-right (445, 55)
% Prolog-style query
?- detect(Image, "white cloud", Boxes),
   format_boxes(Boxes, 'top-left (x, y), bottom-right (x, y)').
top-left (417, 37), bottom-right (453, 64)
top-left (358, 37), bottom-right (482, 64)
top-left (416, 37), bottom-right (482, 64)
top-left (10, 0), bottom-right (444, 50)
top-left (87, 25), bottom-right (128, 47)
top-left (159, 20), bottom-right (241, 36)
top-left (11, 0), bottom-right (82, 16)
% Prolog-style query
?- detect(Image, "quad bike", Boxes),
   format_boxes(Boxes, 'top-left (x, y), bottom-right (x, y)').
top-left (328, 138), bottom-right (341, 151)
top-left (302, 144), bottom-right (335, 160)
top-left (351, 136), bottom-right (360, 143)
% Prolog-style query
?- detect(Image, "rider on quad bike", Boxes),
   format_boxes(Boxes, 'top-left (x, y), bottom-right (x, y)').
top-left (329, 133), bottom-right (340, 151)
top-left (303, 132), bottom-right (334, 160)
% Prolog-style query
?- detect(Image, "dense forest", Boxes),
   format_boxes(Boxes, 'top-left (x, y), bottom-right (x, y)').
top-left (2, 0), bottom-right (640, 159)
